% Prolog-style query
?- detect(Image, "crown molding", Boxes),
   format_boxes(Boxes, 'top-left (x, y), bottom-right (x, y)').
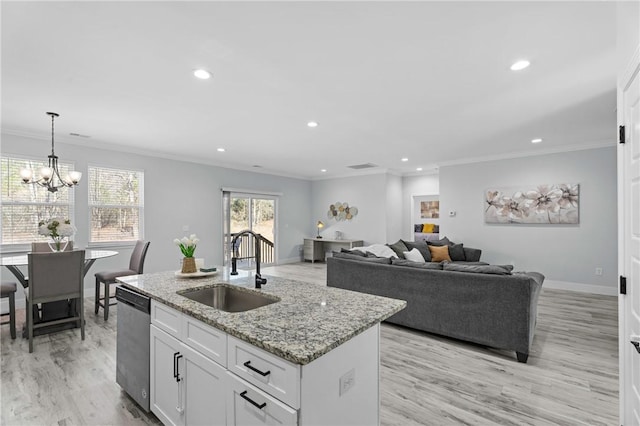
top-left (434, 139), bottom-right (615, 170)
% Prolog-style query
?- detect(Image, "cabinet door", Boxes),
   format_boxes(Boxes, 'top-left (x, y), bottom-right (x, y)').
top-left (151, 325), bottom-right (183, 426)
top-left (181, 343), bottom-right (227, 426)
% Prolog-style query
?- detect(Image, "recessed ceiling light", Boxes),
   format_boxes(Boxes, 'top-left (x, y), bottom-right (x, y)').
top-left (193, 69), bottom-right (211, 79)
top-left (307, 121), bottom-right (318, 128)
top-left (401, 158), bottom-right (409, 162)
top-left (531, 138), bottom-right (543, 144)
top-left (510, 60), bottom-right (530, 71)
top-left (321, 169), bottom-right (327, 172)
top-left (217, 148), bottom-right (225, 152)
top-left (416, 167), bottom-right (423, 171)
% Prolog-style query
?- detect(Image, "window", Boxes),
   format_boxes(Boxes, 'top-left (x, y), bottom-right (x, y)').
top-left (1, 155), bottom-right (74, 246)
top-left (89, 166), bottom-right (143, 244)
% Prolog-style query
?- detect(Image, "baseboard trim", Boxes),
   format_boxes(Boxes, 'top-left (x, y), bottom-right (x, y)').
top-left (543, 279), bottom-right (617, 296)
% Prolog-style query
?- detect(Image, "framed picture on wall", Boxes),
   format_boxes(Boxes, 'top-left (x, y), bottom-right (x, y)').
top-left (420, 201), bottom-right (439, 219)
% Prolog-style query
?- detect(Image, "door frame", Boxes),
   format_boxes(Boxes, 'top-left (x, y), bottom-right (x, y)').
top-left (221, 188), bottom-right (281, 267)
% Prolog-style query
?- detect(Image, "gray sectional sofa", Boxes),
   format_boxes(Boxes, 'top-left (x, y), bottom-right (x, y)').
top-left (327, 250), bottom-right (544, 363)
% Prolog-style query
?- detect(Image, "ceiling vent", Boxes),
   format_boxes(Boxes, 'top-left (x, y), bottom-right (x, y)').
top-left (347, 163), bottom-right (378, 170)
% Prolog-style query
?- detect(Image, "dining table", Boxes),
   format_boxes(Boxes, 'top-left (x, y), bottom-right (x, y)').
top-left (1, 249), bottom-right (118, 335)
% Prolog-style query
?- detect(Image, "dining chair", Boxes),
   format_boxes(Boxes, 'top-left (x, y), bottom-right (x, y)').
top-left (95, 240), bottom-right (150, 320)
top-left (0, 281), bottom-right (17, 339)
top-left (26, 250), bottom-right (85, 353)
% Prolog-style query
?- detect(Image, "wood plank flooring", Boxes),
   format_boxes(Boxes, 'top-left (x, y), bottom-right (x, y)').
top-left (1, 263), bottom-right (618, 425)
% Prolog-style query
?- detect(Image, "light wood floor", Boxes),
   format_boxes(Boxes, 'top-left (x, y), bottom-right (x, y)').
top-left (1, 263), bottom-right (618, 425)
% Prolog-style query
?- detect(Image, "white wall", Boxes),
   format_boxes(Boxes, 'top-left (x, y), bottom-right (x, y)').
top-left (1, 133), bottom-right (311, 302)
top-left (439, 147), bottom-right (617, 295)
top-left (311, 172), bottom-right (407, 244)
top-left (385, 174), bottom-right (403, 243)
top-left (402, 173), bottom-right (439, 240)
top-left (311, 173), bottom-right (388, 244)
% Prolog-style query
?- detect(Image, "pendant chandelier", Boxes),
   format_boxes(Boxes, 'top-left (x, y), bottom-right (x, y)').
top-left (20, 112), bottom-right (82, 193)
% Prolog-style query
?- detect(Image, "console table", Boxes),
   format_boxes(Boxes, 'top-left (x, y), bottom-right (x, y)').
top-left (303, 238), bottom-right (364, 263)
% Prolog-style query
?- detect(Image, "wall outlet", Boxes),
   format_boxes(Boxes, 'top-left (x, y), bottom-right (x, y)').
top-left (595, 267), bottom-right (603, 276)
top-left (339, 369), bottom-right (355, 396)
top-left (182, 225), bottom-right (189, 232)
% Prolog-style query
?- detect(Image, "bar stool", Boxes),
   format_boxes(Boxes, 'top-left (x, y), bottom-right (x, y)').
top-left (95, 240), bottom-right (150, 320)
top-left (1, 281), bottom-right (17, 339)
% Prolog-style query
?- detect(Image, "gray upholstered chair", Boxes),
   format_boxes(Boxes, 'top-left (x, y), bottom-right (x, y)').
top-left (26, 250), bottom-right (85, 353)
top-left (1, 281), bottom-right (17, 339)
top-left (94, 240), bottom-right (150, 320)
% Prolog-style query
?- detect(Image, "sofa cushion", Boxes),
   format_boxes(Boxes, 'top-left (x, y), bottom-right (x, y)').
top-left (414, 224), bottom-right (423, 232)
top-left (391, 258), bottom-right (443, 270)
top-left (387, 240), bottom-right (409, 259)
top-left (428, 245), bottom-right (452, 262)
top-left (403, 248), bottom-right (426, 263)
top-left (402, 240), bottom-right (432, 262)
top-left (332, 251), bottom-right (392, 264)
top-left (443, 263), bottom-right (513, 275)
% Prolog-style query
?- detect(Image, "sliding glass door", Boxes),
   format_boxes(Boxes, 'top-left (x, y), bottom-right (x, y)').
top-left (223, 191), bottom-right (276, 268)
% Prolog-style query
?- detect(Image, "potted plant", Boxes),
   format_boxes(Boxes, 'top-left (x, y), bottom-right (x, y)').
top-left (174, 234), bottom-right (199, 273)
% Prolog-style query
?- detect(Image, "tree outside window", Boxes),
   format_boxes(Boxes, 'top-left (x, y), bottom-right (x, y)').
top-left (89, 166), bottom-right (143, 243)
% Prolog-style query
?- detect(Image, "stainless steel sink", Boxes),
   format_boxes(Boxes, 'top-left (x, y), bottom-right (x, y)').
top-left (177, 284), bottom-right (279, 313)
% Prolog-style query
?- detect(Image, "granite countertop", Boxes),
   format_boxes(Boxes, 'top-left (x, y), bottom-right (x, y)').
top-left (117, 270), bottom-right (406, 365)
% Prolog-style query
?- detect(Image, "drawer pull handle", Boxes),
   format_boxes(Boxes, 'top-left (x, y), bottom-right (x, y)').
top-left (243, 361), bottom-right (271, 376)
top-left (240, 391), bottom-right (267, 410)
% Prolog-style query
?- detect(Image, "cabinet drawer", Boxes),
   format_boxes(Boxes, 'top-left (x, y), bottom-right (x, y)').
top-left (151, 300), bottom-right (181, 338)
top-left (182, 315), bottom-right (227, 367)
top-left (227, 372), bottom-right (297, 426)
top-left (228, 336), bottom-right (300, 409)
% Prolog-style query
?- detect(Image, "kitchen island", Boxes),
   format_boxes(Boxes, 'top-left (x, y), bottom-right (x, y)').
top-left (117, 270), bottom-right (406, 426)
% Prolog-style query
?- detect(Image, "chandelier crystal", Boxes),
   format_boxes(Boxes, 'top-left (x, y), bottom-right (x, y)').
top-left (20, 112), bottom-right (82, 193)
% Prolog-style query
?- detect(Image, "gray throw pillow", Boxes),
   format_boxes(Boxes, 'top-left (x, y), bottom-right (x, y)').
top-left (333, 251), bottom-right (392, 264)
top-left (340, 248), bottom-right (366, 256)
top-left (392, 258), bottom-right (443, 270)
top-left (426, 236), bottom-right (452, 247)
top-left (443, 263), bottom-right (513, 275)
top-left (401, 240), bottom-right (431, 262)
top-left (448, 243), bottom-right (466, 261)
top-left (387, 240), bottom-right (408, 259)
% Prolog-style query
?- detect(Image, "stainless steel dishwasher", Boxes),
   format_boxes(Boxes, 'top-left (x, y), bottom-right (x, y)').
top-left (116, 285), bottom-right (151, 412)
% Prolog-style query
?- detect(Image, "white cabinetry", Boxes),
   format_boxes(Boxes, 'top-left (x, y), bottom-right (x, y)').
top-left (150, 300), bottom-right (380, 426)
top-left (150, 325), bottom-right (226, 426)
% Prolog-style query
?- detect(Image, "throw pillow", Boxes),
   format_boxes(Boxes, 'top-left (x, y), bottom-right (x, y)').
top-left (403, 248), bottom-right (426, 263)
top-left (426, 236), bottom-right (452, 247)
top-left (428, 245), bottom-right (451, 262)
top-left (422, 223), bottom-right (435, 233)
top-left (414, 224), bottom-right (423, 232)
top-left (340, 248), bottom-right (366, 256)
top-left (402, 240), bottom-right (432, 262)
top-left (448, 243), bottom-right (466, 261)
top-left (392, 258), bottom-right (443, 270)
top-left (333, 251), bottom-right (392, 264)
top-left (387, 240), bottom-right (409, 259)
top-left (433, 225), bottom-right (440, 233)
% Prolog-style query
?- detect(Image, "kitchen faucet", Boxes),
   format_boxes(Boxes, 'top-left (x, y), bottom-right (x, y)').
top-left (230, 230), bottom-right (267, 289)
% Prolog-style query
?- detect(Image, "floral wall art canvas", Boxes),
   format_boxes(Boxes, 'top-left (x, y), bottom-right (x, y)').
top-left (484, 183), bottom-right (579, 224)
